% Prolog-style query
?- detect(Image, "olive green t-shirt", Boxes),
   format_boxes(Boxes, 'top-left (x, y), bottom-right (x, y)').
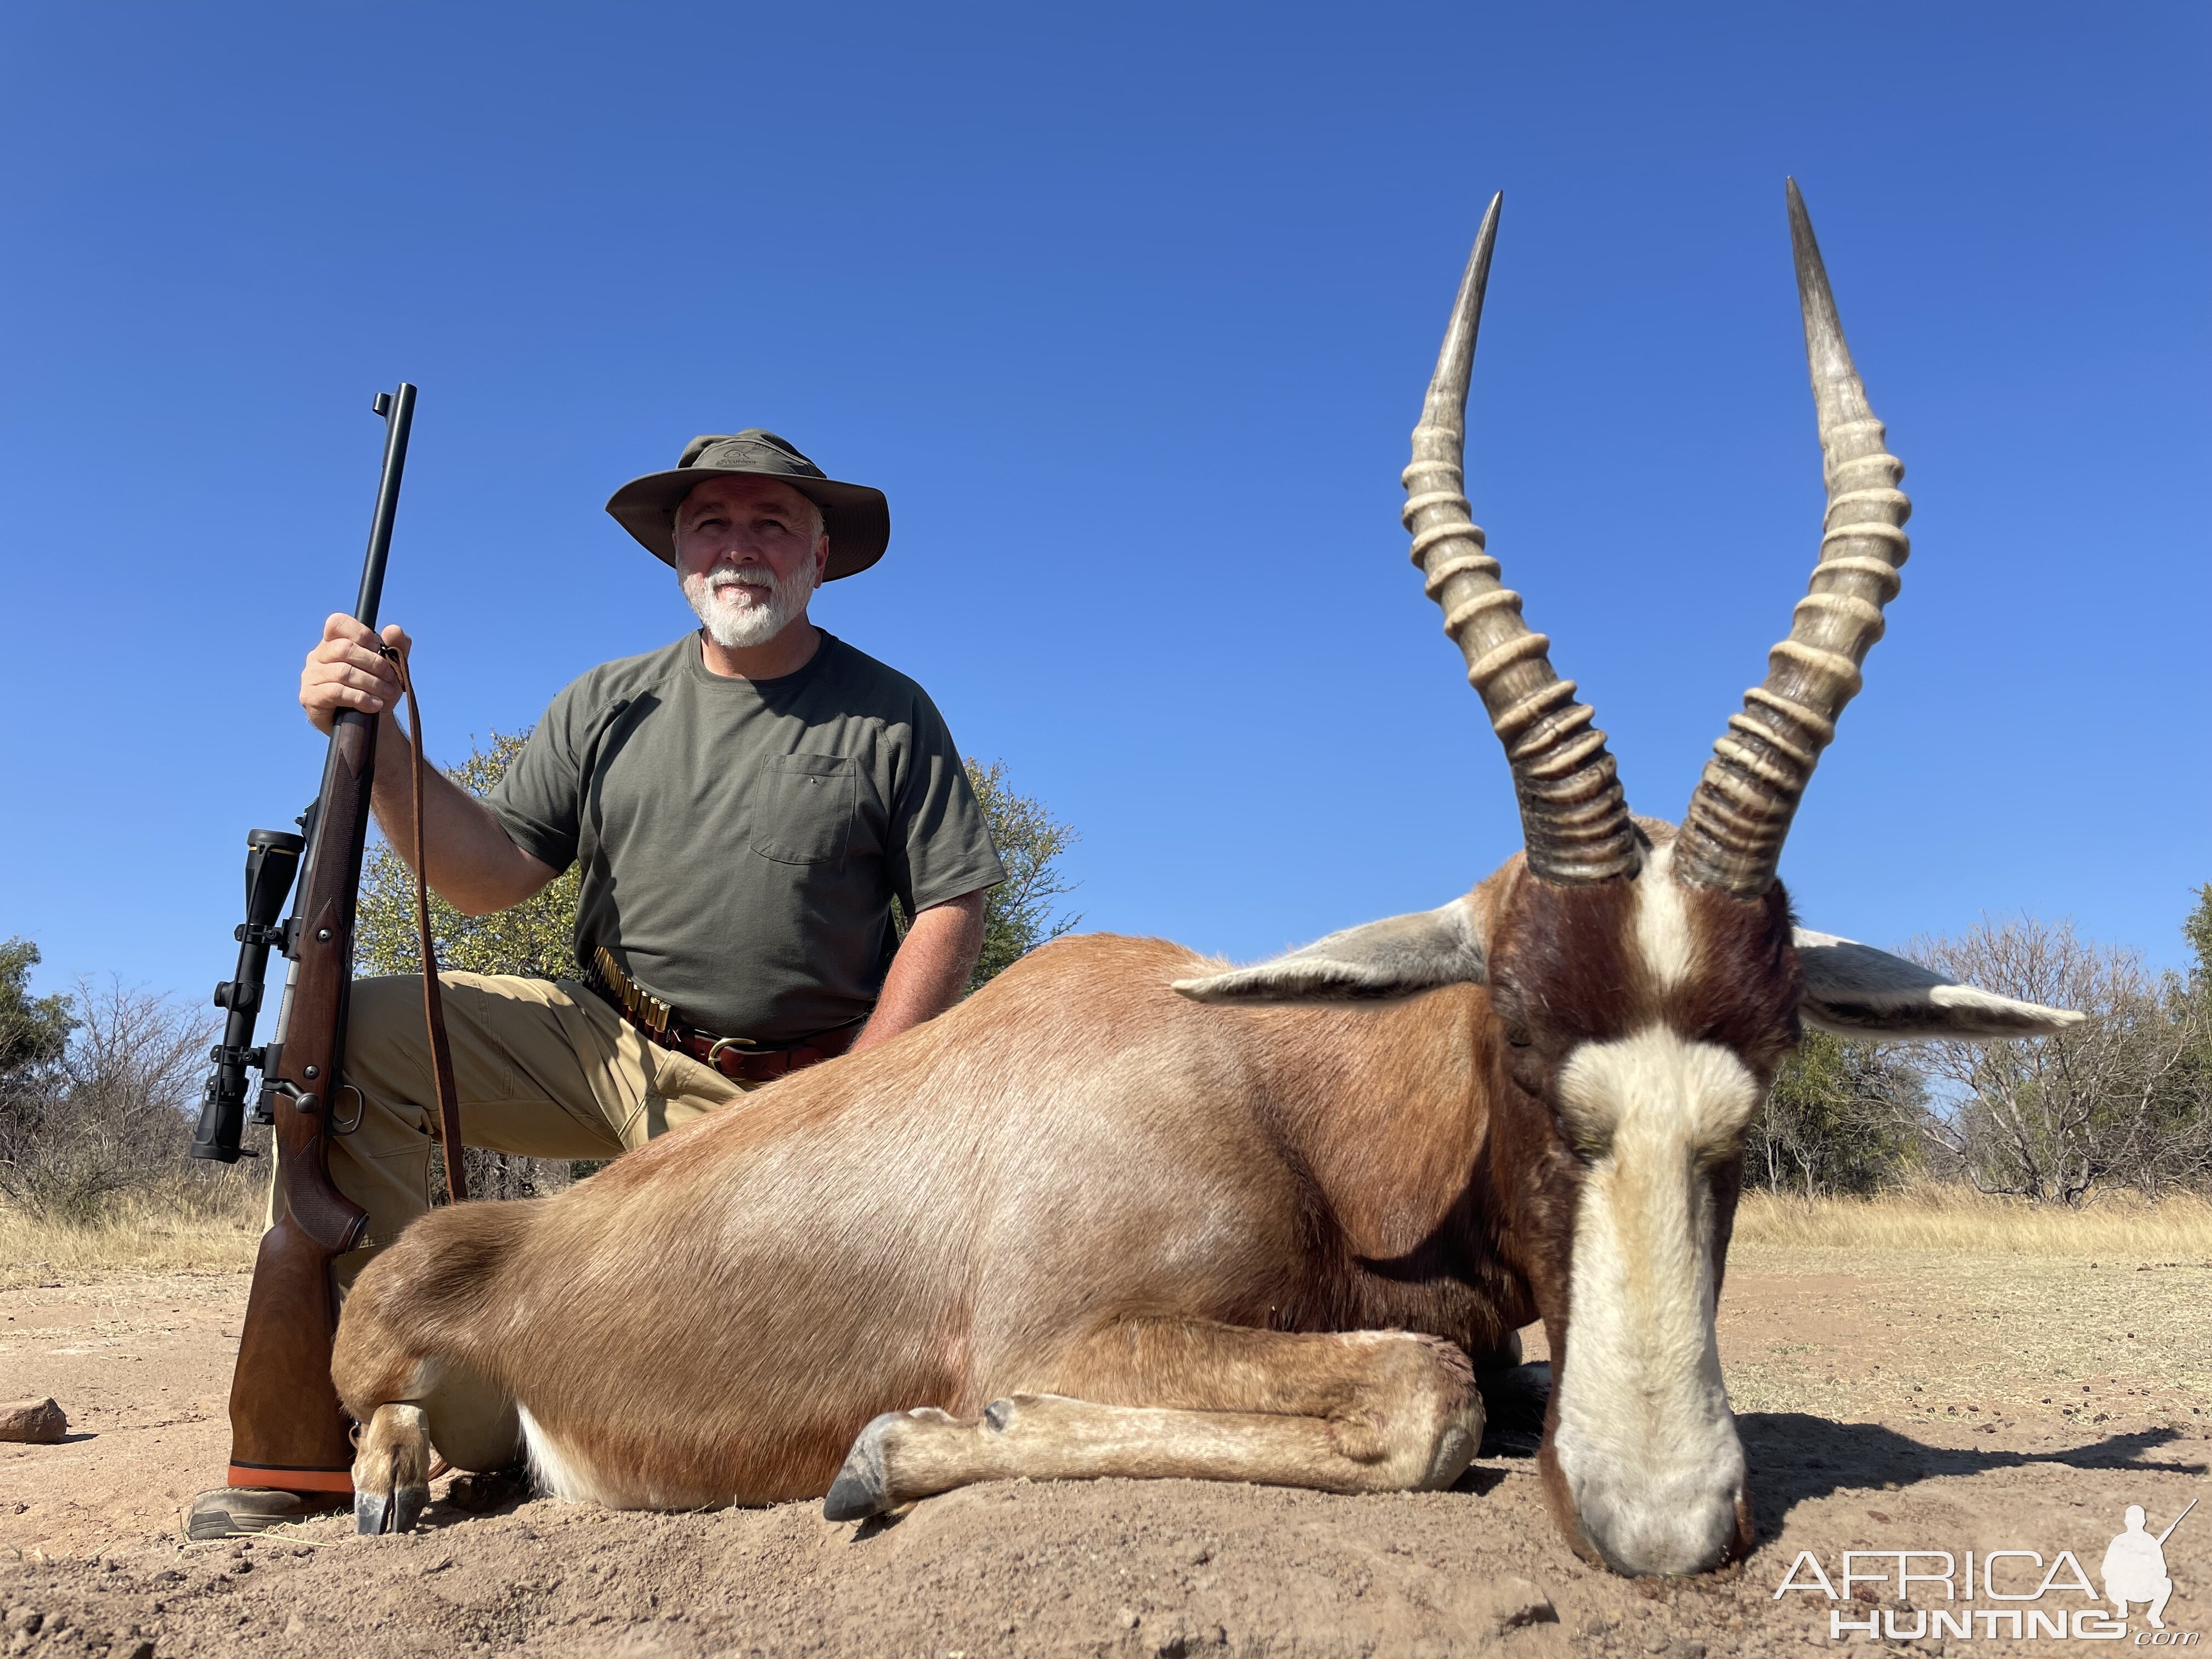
top-left (486, 630), bottom-right (1005, 1044)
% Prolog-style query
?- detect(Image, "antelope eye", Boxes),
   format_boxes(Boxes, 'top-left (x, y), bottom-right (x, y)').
top-left (1506, 1026), bottom-right (1533, 1049)
top-left (1566, 1125), bottom-right (1613, 1164)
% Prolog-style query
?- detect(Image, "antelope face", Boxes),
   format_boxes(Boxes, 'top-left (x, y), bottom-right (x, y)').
top-left (1485, 839), bottom-right (1799, 1575)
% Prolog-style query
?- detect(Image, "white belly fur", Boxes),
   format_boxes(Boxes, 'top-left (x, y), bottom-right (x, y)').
top-left (517, 1403), bottom-right (622, 1507)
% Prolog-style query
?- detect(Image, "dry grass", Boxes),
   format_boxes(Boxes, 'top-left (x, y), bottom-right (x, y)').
top-left (0, 1179), bottom-right (261, 1289)
top-left (1734, 1182), bottom-right (2212, 1259)
top-left (12, 1176), bottom-right (2212, 1290)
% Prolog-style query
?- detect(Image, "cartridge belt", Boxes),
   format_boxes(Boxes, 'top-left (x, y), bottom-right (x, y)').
top-left (585, 946), bottom-right (860, 1084)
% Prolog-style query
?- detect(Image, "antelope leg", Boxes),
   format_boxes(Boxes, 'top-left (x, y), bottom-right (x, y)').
top-left (825, 1322), bottom-right (1481, 1521)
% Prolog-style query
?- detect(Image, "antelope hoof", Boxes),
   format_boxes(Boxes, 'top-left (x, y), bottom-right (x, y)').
top-left (824, 1412), bottom-right (899, 1521)
top-left (353, 1481), bottom-right (427, 1536)
top-left (352, 1401), bottom-right (432, 1534)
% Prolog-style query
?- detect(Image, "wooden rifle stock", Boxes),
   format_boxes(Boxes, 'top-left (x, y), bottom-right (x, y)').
top-left (223, 384), bottom-right (415, 1495)
top-left (224, 709), bottom-right (378, 1490)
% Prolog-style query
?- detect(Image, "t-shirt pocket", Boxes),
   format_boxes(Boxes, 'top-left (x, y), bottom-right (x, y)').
top-left (750, 752), bottom-right (857, 866)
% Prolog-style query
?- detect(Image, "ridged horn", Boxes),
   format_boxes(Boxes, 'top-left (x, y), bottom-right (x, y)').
top-left (1402, 195), bottom-right (1639, 885)
top-left (1675, 179), bottom-right (1913, 898)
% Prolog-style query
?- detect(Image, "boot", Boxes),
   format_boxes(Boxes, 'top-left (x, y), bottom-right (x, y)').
top-left (182, 1486), bottom-right (348, 1542)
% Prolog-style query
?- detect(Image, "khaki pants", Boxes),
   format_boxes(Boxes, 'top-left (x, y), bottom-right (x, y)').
top-left (270, 973), bottom-right (753, 1289)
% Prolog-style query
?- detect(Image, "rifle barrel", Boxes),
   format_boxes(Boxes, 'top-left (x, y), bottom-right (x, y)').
top-left (2157, 1497), bottom-right (2196, 1546)
top-left (353, 382), bottom-right (417, 629)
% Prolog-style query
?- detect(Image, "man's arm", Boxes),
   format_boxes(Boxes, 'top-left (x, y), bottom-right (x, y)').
top-left (851, 890), bottom-right (988, 1053)
top-left (299, 613), bottom-right (559, 917)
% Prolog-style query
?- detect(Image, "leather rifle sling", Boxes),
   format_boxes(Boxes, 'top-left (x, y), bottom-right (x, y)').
top-left (384, 645), bottom-right (467, 1204)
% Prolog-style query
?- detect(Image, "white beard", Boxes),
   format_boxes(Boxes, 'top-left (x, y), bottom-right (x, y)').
top-left (681, 560), bottom-right (817, 649)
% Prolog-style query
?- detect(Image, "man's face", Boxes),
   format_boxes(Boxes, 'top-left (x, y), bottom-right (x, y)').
top-left (672, 476), bottom-right (831, 650)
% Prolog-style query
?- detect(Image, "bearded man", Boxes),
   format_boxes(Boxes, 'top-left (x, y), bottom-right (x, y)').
top-left (188, 431), bottom-right (1005, 1539)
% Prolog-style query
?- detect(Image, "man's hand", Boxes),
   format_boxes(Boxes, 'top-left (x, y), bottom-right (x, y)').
top-left (295, 612), bottom-right (559, 918)
top-left (851, 890), bottom-right (988, 1053)
top-left (301, 613), bottom-right (409, 735)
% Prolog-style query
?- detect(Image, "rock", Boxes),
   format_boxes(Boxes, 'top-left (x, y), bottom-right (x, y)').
top-left (0, 1399), bottom-right (65, 1444)
top-left (3, 1610), bottom-right (41, 1637)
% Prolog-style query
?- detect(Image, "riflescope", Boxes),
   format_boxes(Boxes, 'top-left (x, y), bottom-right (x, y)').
top-left (187, 827), bottom-right (307, 1163)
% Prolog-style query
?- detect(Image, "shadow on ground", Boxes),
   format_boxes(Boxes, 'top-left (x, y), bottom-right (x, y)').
top-left (1741, 1412), bottom-right (2209, 1541)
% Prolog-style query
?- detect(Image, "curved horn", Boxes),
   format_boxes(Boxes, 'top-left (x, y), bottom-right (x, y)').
top-left (1675, 179), bottom-right (1914, 898)
top-left (1403, 194), bottom-right (1638, 884)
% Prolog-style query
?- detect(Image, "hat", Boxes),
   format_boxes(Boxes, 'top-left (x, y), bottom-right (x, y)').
top-left (605, 430), bottom-right (890, 580)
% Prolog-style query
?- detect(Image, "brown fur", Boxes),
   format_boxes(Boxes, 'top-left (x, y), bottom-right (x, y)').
top-left (338, 929), bottom-right (1532, 1499)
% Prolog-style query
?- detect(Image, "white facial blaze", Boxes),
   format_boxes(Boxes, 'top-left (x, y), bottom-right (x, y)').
top-left (1551, 1021), bottom-right (1760, 1576)
top-left (1632, 840), bottom-right (1695, 993)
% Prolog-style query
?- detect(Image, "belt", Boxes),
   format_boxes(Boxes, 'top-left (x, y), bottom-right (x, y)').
top-left (586, 946), bottom-right (861, 1084)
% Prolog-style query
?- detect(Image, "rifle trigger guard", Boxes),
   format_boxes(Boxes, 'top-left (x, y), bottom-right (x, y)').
top-left (330, 1082), bottom-right (366, 1136)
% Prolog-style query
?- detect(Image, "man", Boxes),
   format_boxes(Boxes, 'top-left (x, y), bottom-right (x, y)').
top-left (188, 430), bottom-right (1004, 1538)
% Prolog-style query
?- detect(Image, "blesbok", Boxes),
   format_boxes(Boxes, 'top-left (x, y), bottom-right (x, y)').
top-left (335, 181), bottom-right (2078, 1577)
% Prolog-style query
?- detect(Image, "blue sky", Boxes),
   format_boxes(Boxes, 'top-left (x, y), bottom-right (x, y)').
top-left (2, 2), bottom-right (2206, 1013)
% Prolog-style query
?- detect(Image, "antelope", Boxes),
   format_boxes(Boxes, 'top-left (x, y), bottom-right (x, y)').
top-left (334, 182), bottom-right (2078, 1577)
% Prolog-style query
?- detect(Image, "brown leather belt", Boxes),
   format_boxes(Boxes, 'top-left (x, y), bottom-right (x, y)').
top-left (586, 946), bottom-right (860, 1084)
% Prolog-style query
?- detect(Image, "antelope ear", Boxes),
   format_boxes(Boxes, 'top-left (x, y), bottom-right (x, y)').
top-left (1793, 928), bottom-right (2086, 1039)
top-left (1173, 896), bottom-right (1487, 1003)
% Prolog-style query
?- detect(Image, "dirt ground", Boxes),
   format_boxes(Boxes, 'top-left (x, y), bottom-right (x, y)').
top-left (3, 1249), bottom-right (2208, 1657)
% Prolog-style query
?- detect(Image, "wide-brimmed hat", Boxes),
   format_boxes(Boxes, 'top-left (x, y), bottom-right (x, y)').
top-left (605, 430), bottom-right (890, 580)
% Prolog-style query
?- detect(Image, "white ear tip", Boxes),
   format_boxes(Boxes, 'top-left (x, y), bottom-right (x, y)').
top-left (1999, 1010), bottom-right (2086, 1036)
top-left (1169, 975), bottom-right (1233, 1002)
top-left (1929, 984), bottom-right (2089, 1032)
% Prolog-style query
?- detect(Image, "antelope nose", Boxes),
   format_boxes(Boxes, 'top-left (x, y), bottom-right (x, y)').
top-left (1575, 1453), bottom-right (1746, 1577)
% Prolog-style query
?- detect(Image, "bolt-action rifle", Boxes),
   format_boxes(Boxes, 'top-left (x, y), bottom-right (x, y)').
top-left (187, 383), bottom-right (417, 1496)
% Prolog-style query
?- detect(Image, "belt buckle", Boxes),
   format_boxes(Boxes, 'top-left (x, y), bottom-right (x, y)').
top-left (704, 1035), bottom-right (760, 1068)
